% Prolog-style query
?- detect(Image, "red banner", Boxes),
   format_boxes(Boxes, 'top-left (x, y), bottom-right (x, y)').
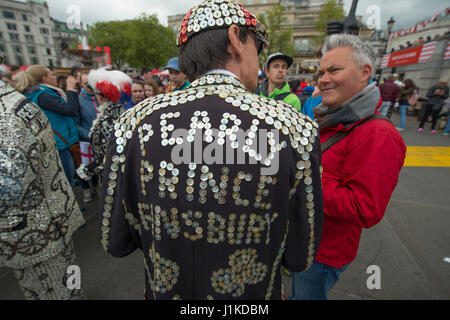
top-left (103, 47), bottom-right (112, 67)
top-left (381, 42), bottom-right (437, 68)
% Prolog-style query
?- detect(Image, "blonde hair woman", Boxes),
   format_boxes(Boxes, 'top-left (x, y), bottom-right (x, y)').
top-left (12, 71), bottom-right (35, 93)
top-left (24, 65), bottom-right (81, 187)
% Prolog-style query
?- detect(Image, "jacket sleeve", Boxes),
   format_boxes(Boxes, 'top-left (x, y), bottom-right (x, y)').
top-left (38, 91), bottom-right (80, 117)
top-left (0, 116), bottom-right (34, 224)
top-left (322, 129), bottom-right (406, 229)
top-left (443, 87), bottom-right (449, 100)
top-left (286, 94), bottom-right (302, 112)
top-left (76, 123), bottom-right (90, 141)
top-left (427, 85), bottom-right (438, 99)
top-left (394, 86), bottom-right (400, 101)
top-left (282, 136), bottom-right (324, 272)
top-left (99, 116), bottom-right (141, 258)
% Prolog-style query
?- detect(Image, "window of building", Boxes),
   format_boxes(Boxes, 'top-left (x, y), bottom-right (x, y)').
top-left (6, 23), bottom-right (17, 31)
top-left (0, 32), bottom-right (2, 39)
top-left (22, 14), bottom-right (28, 21)
top-left (3, 11), bottom-right (15, 19)
top-left (46, 48), bottom-right (52, 55)
top-left (9, 33), bottom-right (19, 41)
top-left (28, 46), bottom-right (36, 54)
top-left (48, 59), bottom-right (54, 67)
top-left (25, 35), bottom-right (34, 42)
top-left (40, 18), bottom-right (45, 24)
top-left (309, 39), bottom-right (316, 54)
top-left (296, 39), bottom-right (316, 55)
top-left (40, 28), bottom-right (49, 35)
top-left (0, 43), bottom-right (4, 52)
top-left (13, 45), bottom-right (22, 54)
top-left (300, 39), bottom-right (309, 54)
top-left (24, 25), bottom-right (31, 32)
top-left (30, 57), bottom-right (39, 65)
top-left (16, 56), bottom-right (24, 66)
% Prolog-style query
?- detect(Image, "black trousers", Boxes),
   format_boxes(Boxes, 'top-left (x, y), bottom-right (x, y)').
top-left (419, 104), bottom-right (441, 130)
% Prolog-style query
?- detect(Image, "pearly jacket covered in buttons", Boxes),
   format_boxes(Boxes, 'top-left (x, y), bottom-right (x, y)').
top-left (0, 84), bottom-right (85, 269)
top-left (100, 73), bottom-right (324, 300)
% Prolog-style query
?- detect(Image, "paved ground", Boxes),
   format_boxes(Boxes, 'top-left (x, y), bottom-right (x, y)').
top-left (1, 111), bottom-right (449, 300)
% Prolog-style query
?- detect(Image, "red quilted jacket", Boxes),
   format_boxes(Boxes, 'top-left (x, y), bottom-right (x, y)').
top-left (315, 109), bottom-right (407, 268)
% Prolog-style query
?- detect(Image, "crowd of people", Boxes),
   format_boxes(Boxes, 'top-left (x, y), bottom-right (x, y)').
top-left (377, 73), bottom-right (449, 133)
top-left (0, 0), bottom-right (446, 301)
top-left (390, 34), bottom-right (448, 53)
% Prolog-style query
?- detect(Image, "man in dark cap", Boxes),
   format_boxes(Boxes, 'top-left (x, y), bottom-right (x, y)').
top-left (100, 0), bottom-right (323, 300)
top-left (255, 52), bottom-right (301, 111)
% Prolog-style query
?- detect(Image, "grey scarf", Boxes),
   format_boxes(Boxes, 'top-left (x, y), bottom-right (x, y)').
top-left (314, 83), bottom-right (380, 130)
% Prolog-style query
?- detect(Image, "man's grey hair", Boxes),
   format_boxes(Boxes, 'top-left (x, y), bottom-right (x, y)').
top-left (321, 34), bottom-right (376, 72)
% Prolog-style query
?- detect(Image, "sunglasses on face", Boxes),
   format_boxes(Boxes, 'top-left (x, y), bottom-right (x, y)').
top-left (253, 35), bottom-right (265, 56)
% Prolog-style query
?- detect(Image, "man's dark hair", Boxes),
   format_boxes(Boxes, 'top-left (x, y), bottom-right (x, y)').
top-left (179, 27), bottom-right (250, 81)
top-left (132, 80), bottom-right (145, 88)
top-left (70, 66), bottom-right (81, 77)
top-left (141, 67), bottom-right (151, 75)
top-left (290, 79), bottom-right (301, 91)
top-left (57, 75), bottom-right (67, 91)
top-left (10, 65), bottom-right (20, 72)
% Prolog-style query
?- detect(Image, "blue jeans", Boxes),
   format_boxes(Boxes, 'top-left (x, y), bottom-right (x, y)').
top-left (398, 104), bottom-right (408, 129)
top-left (289, 261), bottom-right (349, 300)
top-left (379, 101), bottom-right (391, 116)
top-left (59, 148), bottom-right (75, 188)
top-left (444, 117), bottom-right (450, 134)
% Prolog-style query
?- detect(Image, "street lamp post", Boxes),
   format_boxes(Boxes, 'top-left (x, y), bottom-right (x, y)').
top-left (385, 17), bottom-right (395, 53)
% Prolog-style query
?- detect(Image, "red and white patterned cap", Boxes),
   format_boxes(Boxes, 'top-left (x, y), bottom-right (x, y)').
top-left (88, 69), bottom-right (132, 103)
top-left (176, 0), bottom-right (269, 48)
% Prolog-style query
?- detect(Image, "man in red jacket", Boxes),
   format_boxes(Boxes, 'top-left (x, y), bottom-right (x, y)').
top-left (378, 74), bottom-right (399, 116)
top-left (289, 34), bottom-right (406, 300)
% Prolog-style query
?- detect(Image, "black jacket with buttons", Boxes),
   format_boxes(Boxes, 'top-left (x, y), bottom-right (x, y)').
top-left (100, 73), bottom-right (324, 300)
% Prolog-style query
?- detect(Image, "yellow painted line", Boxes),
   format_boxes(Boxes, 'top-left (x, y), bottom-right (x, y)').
top-left (404, 147), bottom-right (450, 167)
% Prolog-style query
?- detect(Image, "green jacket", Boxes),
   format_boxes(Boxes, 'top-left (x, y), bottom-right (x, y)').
top-left (175, 81), bottom-right (191, 91)
top-left (255, 80), bottom-right (301, 111)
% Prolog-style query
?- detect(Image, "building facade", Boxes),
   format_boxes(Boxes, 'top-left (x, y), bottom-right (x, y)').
top-left (380, 13), bottom-right (450, 98)
top-left (167, 0), bottom-right (373, 77)
top-left (240, 0), bottom-right (336, 76)
top-left (0, 0), bottom-right (58, 67)
top-left (52, 18), bottom-right (83, 67)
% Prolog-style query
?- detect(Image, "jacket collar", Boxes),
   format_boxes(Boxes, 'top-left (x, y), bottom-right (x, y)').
top-left (189, 73), bottom-right (247, 91)
top-left (81, 88), bottom-right (95, 97)
top-left (258, 80), bottom-right (290, 97)
top-left (174, 81), bottom-right (191, 91)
